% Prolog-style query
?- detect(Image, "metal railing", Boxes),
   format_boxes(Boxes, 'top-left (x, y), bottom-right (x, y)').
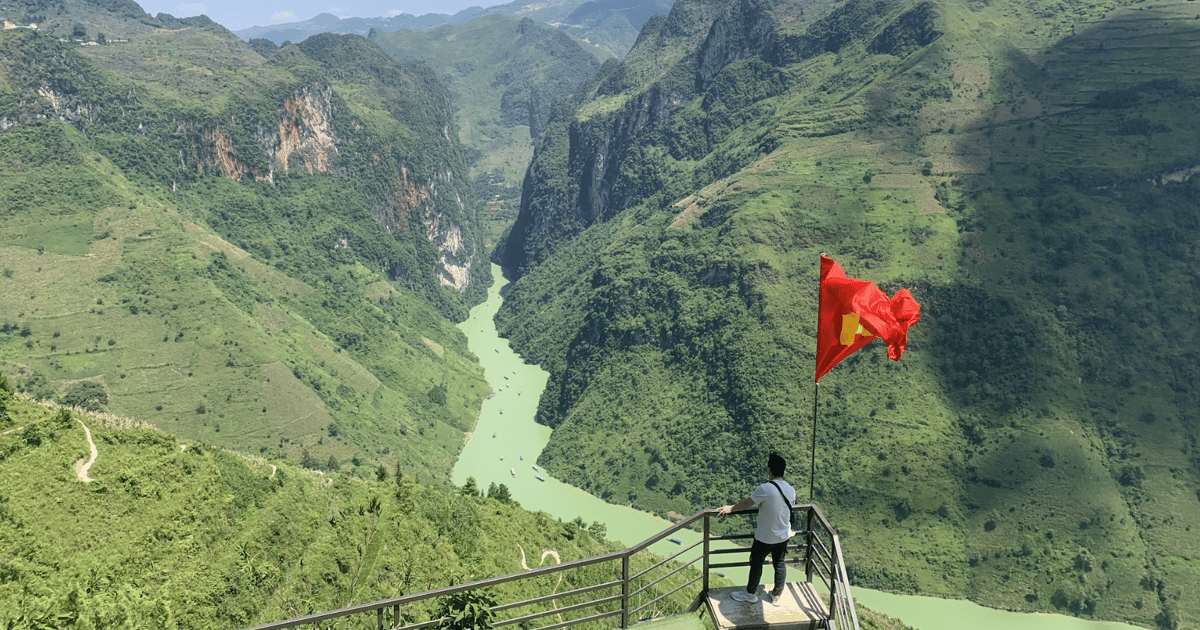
top-left (704, 503), bottom-right (860, 630)
top-left (244, 504), bottom-right (859, 630)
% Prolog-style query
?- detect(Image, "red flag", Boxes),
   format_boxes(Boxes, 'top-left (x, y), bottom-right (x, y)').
top-left (815, 255), bottom-right (920, 382)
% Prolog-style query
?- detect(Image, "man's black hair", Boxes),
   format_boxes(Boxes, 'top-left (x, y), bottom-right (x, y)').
top-left (768, 452), bottom-right (786, 478)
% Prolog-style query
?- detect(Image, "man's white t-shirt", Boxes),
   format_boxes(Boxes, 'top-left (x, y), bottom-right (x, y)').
top-left (750, 479), bottom-right (796, 544)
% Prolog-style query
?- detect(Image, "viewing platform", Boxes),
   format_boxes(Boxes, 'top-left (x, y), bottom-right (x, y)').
top-left (706, 583), bottom-right (830, 630)
top-left (244, 504), bottom-right (858, 630)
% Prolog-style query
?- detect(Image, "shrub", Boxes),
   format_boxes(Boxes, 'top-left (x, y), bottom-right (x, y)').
top-left (434, 588), bottom-right (496, 630)
top-left (60, 382), bottom-right (108, 411)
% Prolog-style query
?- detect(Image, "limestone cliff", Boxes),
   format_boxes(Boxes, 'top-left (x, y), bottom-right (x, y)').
top-left (262, 83), bottom-right (338, 178)
top-left (495, 0), bottom-right (798, 270)
top-left (0, 28), bottom-right (484, 305)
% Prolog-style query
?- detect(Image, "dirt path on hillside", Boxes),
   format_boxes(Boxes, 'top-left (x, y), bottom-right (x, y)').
top-left (74, 418), bottom-right (98, 482)
top-left (518, 544), bottom-right (562, 570)
top-left (518, 544), bottom-right (564, 622)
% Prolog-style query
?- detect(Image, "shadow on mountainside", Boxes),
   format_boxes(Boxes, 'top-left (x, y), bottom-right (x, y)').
top-left (931, 3), bottom-right (1200, 625)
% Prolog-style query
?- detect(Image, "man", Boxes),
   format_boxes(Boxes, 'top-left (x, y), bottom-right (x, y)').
top-left (717, 452), bottom-right (795, 604)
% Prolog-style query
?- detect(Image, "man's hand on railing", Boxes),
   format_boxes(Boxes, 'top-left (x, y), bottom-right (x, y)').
top-left (718, 497), bottom-right (756, 516)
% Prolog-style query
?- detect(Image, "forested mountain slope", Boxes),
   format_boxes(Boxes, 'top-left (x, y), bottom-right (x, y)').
top-left (0, 1), bottom-right (490, 481)
top-left (494, 0), bottom-right (1200, 627)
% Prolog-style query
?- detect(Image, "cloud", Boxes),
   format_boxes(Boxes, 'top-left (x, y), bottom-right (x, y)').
top-left (175, 2), bottom-right (207, 14)
top-left (271, 11), bottom-right (296, 21)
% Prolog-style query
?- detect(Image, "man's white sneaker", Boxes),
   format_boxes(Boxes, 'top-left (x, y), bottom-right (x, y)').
top-left (730, 590), bottom-right (758, 603)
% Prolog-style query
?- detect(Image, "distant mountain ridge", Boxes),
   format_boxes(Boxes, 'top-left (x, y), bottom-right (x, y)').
top-left (234, 0), bottom-right (674, 58)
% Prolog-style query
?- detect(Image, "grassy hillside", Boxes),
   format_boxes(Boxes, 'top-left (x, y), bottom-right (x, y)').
top-left (0, 14), bottom-right (490, 481)
top-left (0, 391), bottom-right (631, 627)
top-left (494, 0), bottom-right (1200, 627)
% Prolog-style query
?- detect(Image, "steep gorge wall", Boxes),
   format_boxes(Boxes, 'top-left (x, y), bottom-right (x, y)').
top-left (0, 29), bottom-right (483, 300)
top-left (495, 0), bottom-right (791, 271)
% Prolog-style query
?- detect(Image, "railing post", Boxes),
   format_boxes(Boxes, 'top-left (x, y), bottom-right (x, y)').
top-left (393, 604), bottom-right (399, 629)
top-left (828, 565), bottom-right (839, 625)
top-left (621, 555), bottom-right (631, 629)
top-left (702, 513), bottom-right (711, 593)
top-left (805, 507), bottom-right (816, 584)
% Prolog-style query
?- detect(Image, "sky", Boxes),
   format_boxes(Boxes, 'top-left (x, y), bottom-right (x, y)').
top-left (136, 0), bottom-right (497, 32)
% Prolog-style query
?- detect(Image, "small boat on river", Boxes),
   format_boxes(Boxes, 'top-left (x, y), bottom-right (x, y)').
top-left (669, 538), bottom-right (682, 545)
top-left (531, 464), bottom-right (538, 471)
top-left (536, 476), bottom-right (545, 482)
top-left (510, 468), bottom-right (515, 477)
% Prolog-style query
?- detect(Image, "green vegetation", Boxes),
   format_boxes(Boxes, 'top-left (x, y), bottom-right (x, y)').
top-left (0, 394), bottom-right (674, 628)
top-left (0, 20), bottom-right (491, 481)
top-left (495, 0), bottom-right (1200, 628)
top-left (0, 383), bottom-right (911, 628)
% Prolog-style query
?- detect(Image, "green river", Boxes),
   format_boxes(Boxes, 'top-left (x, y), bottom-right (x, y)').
top-left (453, 264), bottom-right (1146, 630)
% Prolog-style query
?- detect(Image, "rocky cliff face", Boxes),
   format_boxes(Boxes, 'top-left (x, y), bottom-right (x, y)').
top-left (495, 0), bottom-right (792, 271)
top-left (0, 29), bottom-right (483, 303)
top-left (195, 83), bottom-right (337, 182)
top-left (497, 0), bottom-right (945, 272)
top-left (265, 83), bottom-right (338, 178)
top-left (200, 82), bottom-right (476, 294)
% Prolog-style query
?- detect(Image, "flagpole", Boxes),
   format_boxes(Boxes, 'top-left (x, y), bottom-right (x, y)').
top-left (809, 381), bottom-right (818, 502)
top-left (810, 252), bottom-right (823, 503)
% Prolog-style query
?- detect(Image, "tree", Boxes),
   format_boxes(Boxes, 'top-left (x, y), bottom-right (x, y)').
top-left (375, 464), bottom-right (388, 482)
top-left (60, 381), bottom-right (108, 411)
top-left (486, 483), bottom-right (511, 504)
top-left (587, 521), bottom-right (607, 539)
top-left (461, 476), bottom-right (480, 498)
top-left (428, 384), bottom-right (447, 406)
top-left (0, 372), bottom-right (11, 428)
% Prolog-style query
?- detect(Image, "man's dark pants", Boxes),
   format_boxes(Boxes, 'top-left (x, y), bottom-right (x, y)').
top-left (745, 538), bottom-right (788, 596)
